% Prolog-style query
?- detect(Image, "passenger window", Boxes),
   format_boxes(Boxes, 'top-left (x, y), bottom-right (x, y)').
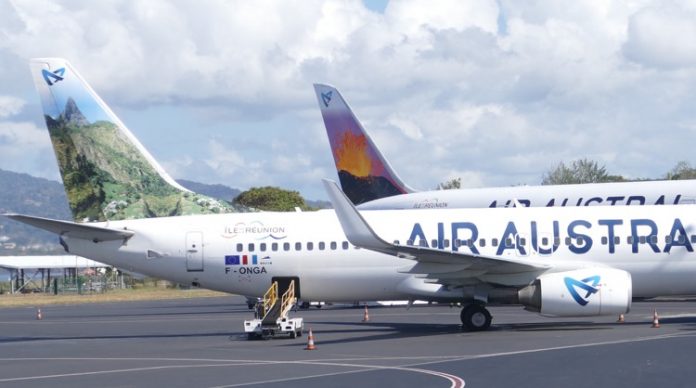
top-left (554, 237), bottom-right (561, 246)
top-left (541, 237), bottom-right (549, 245)
top-left (479, 239), bottom-right (486, 248)
top-left (614, 236), bottom-right (620, 245)
top-left (576, 237), bottom-right (583, 245)
top-left (519, 237), bottom-right (526, 246)
top-left (307, 242), bottom-right (313, 251)
top-left (342, 241), bottom-right (349, 250)
top-left (236, 243), bottom-right (243, 252)
top-left (443, 239), bottom-right (450, 248)
top-left (419, 240), bottom-right (428, 247)
top-left (505, 238), bottom-right (512, 246)
top-left (678, 235), bottom-right (685, 243)
top-left (319, 242), bottom-right (325, 250)
top-left (565, 237), bottom-right (571, 246)
top-left (260, 243), bottom-right (267, 252)
top-left (601, 236), bottom-right (608, 245)
top-left (692, 235), bottom-right (696, 244)
top-left (650, 236), bottom-right (657, 244)
top-left (431, 239), bottom-right (438, 248)
top-left (272, 243), bottom-right (278, 251)
top-left (283, 242), bottom-right (290, 251)
top-left (467, 239), bottom-right (474, 247)
top-left (627, 236), bottom-right (634, 244)
top-left (665, 236), bottom-right (672, 244)
top-left (492, 238), bottom-right (499, 247)
top-left (248, 243), bottom-right (255, 252)
top-left (295, 242), bottom-right (302, 251)
top-left (639, 236), bottom-right (646, 244)
top-left (330, 241), bottom-right (337, 250)
top-left (454, 239), bottom-right (462, 248)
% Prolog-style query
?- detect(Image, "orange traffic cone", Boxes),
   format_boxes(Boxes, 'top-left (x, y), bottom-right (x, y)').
top-left (362, 304), bottom-right (370, 322)
top-left (305, 328), bottom-right (316, 350)
top-left (651, 309), bottom-right (660, 328)
top-left (36, 308), bottom-right (42, 320)
top-left (617, 313), bottom-right (625, 323)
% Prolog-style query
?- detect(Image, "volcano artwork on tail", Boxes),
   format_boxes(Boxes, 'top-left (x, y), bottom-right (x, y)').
top-left (30, 58), bottom-right (237, 222)
top-left (313, 84), bottom-right (413, 205)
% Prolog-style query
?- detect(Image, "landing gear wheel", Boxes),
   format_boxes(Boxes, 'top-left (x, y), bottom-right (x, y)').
top-left (460, 304), bottom-right (492, 331)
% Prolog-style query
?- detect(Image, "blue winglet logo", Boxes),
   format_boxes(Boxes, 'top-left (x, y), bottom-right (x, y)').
top-left (564, 275), bottom-right (600, 306)
top-left (321, 90), bottom-right (333, 107)
top-left (42, 67), bottom-right (65, 86)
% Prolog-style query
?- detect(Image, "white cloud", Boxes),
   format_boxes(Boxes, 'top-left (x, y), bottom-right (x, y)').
top-left (0, 96), bottom-right (25, 118)
top-left (623, 2), bottom-right (696, 69)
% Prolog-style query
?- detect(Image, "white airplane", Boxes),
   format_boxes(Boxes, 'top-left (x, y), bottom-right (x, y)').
top-left (313, 84), bottom-right (696, 209)
top-left (9, 58), bottom-right (696, 332)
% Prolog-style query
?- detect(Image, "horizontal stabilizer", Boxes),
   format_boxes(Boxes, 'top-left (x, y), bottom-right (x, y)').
top-left (4, 214), bottom-right (134, 242)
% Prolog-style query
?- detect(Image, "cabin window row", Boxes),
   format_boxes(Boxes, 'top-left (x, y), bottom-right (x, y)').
top-left (236, 241), bottom-right (352, 252)
top-left (394, 234), bottom-right (695, 248)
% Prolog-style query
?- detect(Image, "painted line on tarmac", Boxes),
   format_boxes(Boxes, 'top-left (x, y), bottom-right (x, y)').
top-left (8, 334), bottom-right (695, 388)
top-left (0, 357), bottom-right (466, 388)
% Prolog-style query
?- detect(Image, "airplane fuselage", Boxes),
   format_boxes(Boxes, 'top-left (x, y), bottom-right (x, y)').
top-left (357, 180), bottom-right (696, 210)
top-left (66, 205), bottom-right (696, 301)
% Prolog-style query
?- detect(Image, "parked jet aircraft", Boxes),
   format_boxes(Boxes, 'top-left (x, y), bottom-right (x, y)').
top-left (9, 58), bottom-right (696, 332)
top-left (313, 84), bottom-right (695, 209)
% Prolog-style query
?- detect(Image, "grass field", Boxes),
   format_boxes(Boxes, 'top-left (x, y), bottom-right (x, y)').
top-left (0, 287), bottom-right (230, 308)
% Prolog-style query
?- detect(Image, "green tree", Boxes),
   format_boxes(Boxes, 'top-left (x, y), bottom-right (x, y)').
top-left (437, 177), bottom-right (461, 190)
top-left (666, 161), bottom-right (696, 180)
top-left (233, 186), bottom-right (312, 211)
top-left (542, 158), bottom-right (624, 185)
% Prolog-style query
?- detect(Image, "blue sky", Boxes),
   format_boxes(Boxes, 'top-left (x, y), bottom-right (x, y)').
top-left (2, 1), bottom-right (696, 200)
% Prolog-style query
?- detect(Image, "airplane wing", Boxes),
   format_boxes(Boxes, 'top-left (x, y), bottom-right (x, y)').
top-left (4, 214), bottom-right (134, 242)
top-left (322, 180), bottom-right (549, 285)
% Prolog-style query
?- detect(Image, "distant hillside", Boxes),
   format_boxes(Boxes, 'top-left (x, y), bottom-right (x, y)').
top-left (0, 169), bottom-right (71, 254)
top-left (0, 170), bottom-right (329, 254)
top-left (177, 179), bottom-right (241, 203)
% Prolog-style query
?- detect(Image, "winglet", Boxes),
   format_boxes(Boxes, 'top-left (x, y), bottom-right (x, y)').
top-left (322, 179), bottom-right (392, 251)
top-left (314, 84), bottom-right (414, 205)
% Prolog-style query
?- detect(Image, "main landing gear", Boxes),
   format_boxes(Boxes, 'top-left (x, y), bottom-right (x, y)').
top-left (460, 303), bottom-right (492, 331)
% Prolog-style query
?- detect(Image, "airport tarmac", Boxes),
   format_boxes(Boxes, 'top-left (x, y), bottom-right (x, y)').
top-left (1, 295), bottom-right (696, 388)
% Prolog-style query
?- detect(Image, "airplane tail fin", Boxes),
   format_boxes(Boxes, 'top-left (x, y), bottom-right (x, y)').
top-left (313, 84), bottom-right (414, 205)
top-left (30, 58), bottom-right (236, 222)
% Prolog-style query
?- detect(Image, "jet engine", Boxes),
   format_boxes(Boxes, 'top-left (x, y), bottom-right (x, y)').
top-left (518, 268), bottom-right (632, 317)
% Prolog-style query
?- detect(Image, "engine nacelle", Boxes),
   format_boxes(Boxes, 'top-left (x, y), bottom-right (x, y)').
top-left (518, 268), bottom-right (632, 317)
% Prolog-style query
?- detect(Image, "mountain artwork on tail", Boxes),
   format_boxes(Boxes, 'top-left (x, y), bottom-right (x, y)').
top-left (30, 58), bottom-right (236, 222)
top-left (313, 84), bottom-right (413, 205)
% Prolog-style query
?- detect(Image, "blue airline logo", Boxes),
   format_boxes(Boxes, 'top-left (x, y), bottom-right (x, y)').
top-left (42, 68), bottom-right (65, 86)
top-left (321, 90), bottom-right (333, 107)
top-left (564, 275), bottom-right (600, 306)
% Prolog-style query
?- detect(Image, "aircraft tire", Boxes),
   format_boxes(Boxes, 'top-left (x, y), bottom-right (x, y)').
top-left (460, 304), bottom-right (492, 331)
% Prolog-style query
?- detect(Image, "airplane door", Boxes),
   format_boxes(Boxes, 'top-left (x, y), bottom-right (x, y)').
top-left (186, 232), bottom-right (204, 271)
